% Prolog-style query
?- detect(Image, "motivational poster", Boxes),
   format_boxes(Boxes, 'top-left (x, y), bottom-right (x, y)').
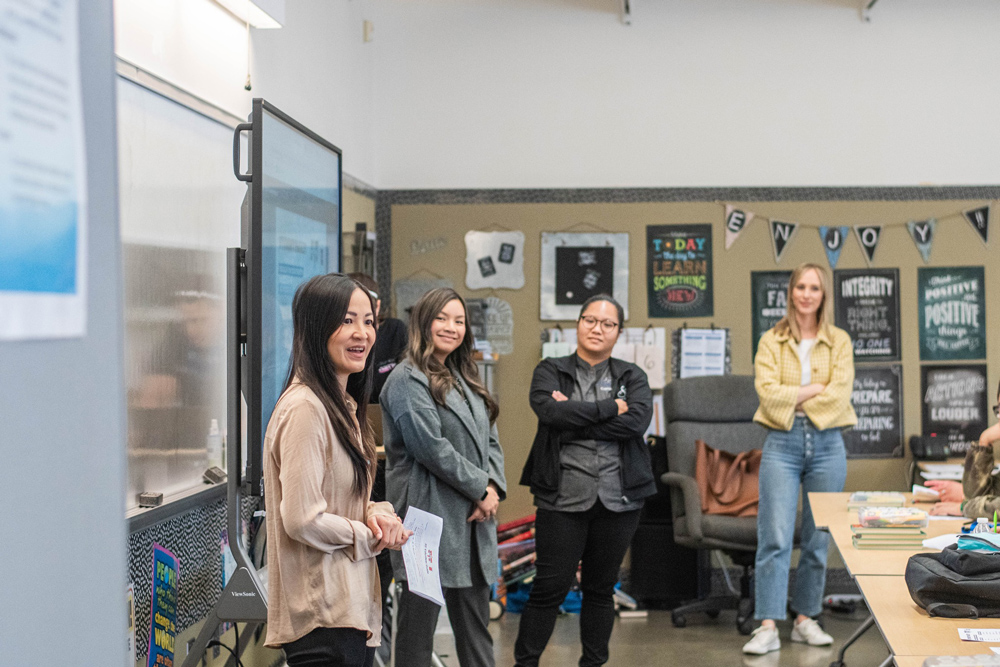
top-left (845, 365), bottom-right (904, 458)
top-left (750, 271), bottom-right (791, 359)
top-left (646, 224), bottom-right (714, 318)
top-left (147, 544), bottom-right (179, 667)
top-left (921, 364), bottom-right (989, 446)
top-left (917, 266), bottom-right (986, 361)
top-left (834, 268), bottom-right (901, 362)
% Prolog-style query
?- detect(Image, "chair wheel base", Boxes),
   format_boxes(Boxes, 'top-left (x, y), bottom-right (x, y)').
top-left (671, 613), bottom-right (686, 628)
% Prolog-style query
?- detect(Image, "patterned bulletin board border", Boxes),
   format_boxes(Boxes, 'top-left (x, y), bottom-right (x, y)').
top-left (128, 496), bottom-right (260, 657)
top-left (374, 185), bottom-right (1000, 316)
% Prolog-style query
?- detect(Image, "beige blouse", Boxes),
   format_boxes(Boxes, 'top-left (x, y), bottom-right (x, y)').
top-left (263, 382), bottom-right (395, 648)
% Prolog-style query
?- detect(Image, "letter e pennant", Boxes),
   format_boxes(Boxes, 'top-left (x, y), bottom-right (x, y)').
top-left (770, 220), bottom-right (798, 264)
top-left (854, 225), bottom-right (882, 266)
top-left (724, 205), bottom-right (754, 250)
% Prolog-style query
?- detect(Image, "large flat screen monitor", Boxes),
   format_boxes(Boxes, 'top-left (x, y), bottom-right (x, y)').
top-left (242, 99), bottom-right (341, 496)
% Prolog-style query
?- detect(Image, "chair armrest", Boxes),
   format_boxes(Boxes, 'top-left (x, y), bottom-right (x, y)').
top-left (660, 472), bottom-right (704, 541)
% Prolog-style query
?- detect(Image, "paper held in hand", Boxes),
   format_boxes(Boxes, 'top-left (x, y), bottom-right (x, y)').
top-left (401, 506), bottom-right (446, 606)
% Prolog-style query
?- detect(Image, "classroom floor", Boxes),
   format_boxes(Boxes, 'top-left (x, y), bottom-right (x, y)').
top-left (432, 606), bottom-right (891, 667)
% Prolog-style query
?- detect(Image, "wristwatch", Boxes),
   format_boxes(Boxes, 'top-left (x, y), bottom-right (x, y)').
top-left (481, 488), bottom-right (489, 501)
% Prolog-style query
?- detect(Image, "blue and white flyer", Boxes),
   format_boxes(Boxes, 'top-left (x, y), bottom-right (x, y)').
top-left (0, 0), bottom-right (88, 340)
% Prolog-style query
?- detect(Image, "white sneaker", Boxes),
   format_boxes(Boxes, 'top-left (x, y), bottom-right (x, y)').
top-left (791, 617), bottom-right (833, 646)
top-left (742, 625), bottom-right (781, 655)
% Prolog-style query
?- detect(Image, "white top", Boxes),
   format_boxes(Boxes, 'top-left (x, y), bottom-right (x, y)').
top-left (797, 338), bottom-right (816, 385)
top-left (795, 338), bottom-right (816, 417)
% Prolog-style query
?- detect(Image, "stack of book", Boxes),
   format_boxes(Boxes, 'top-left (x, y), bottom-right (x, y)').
top-left (852, 506), bottom-right (929, 550)
top-left (847, 491), bottom-right (906, 510)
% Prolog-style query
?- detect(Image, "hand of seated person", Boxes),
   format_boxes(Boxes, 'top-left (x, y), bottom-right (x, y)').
top-left (929, 501), bottom-right (963, 517)
top-left (926, 480), bottom-right (964, 503)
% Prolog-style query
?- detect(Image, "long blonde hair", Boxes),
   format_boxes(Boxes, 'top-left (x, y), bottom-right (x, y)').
top-left (774, 263), bottom-right (833, 342)
top-left (407, 288), bottom-right (499, 424)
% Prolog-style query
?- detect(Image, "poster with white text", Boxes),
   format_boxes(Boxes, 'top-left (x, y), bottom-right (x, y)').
top-left (917, 267), bottom-right (986, 361)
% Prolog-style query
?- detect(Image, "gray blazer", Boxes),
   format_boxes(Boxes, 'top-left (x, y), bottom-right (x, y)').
top-left (381, 359), bottom-right (506, 588)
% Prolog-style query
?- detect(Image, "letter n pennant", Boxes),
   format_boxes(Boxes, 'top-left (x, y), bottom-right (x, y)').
top-left (818, 226), bottom-right (848, 269)
top-left (770, 220), bottom-right (798, 264)
top-left (964, 205), bottom-right (990, 246)
top-left (906, 219), bottom-right (936, 263)
top-left (724, 205), bottom-right (754, 249)
top-left (854, 225), bottom-right (882, 266)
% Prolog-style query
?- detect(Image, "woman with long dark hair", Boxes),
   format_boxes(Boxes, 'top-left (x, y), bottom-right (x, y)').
top-left (743, 262), bottom-right (856, 656)
top-left (263, 274), bottom-right (410, 667)
top-left (380, 287), bottom-right (506, 667)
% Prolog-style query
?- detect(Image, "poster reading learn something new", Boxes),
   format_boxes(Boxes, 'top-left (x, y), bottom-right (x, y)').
top-left (646, 224), bottom-right (714, 318)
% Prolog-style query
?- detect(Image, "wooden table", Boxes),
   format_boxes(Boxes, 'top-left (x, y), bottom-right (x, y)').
top-left (857, 575), bottom-right (989, 658)
top-left (809, 492), bottom-right (965, 576)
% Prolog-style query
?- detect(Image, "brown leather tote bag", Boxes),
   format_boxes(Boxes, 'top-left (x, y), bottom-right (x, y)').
top-left (694, 439), bottom-right (761, 517)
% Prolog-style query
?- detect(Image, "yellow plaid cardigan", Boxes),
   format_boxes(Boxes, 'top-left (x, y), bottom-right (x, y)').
top-left (753, 324), bottom-right (857, 432)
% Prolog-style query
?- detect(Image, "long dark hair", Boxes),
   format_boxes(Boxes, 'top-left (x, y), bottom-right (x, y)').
top-left (283, 273), bottom-right (377, 494)
top-left (407, 288), bottom-right (499, 424)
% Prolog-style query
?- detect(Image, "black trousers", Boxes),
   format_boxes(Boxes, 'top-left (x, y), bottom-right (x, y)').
top-left (395, 566), bottom-right (494, 667)
top-left (513, 501), bottom-right (641, 667)
top-left (283, 627), bottom-right (376, 667)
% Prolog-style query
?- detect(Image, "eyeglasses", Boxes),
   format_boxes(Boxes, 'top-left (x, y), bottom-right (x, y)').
top-left (580, 315), bottom-right (619, 332)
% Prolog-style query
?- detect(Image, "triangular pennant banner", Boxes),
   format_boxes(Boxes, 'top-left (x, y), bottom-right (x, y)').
top-left (854, 225), bottom-right (882, 266)
top-left (906, 219), bottom-right (936, 263)
top-left (964, 205), bottom-right (990, 245)
top-left (770, 220), bottom-right (798, 264)
top-left (724, 205), bottom-right (755, 250)
top-left (818, 226), bottom-right (849, 269)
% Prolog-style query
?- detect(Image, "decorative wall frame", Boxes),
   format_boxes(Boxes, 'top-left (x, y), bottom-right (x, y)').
top-left (540, 232), bottom-right (629, 321)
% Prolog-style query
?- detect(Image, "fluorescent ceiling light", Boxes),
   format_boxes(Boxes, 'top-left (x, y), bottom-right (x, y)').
top-left (214, 0), bottom-right (284, 29)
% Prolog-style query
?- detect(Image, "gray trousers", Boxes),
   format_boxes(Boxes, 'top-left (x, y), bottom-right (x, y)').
top-left (395, 570), bottom-right (494, 667)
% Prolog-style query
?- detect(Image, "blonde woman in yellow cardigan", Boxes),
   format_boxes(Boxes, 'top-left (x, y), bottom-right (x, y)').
top-left (742, 263), bottom-right (857, 656)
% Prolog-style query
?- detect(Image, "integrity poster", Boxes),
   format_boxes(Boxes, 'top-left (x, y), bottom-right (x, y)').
top-left (845, 365), bottom-right (904, 458)
top-left (918, 266), bottom-right (986, 361)
top-left (921, 364), bottom-right (989, 446)
top-left (834, 268), bottom-right (901, 362)
top-left (647, 224), bottom-right (713, 318)
top-left (750, 271), bottom-right (791, 359)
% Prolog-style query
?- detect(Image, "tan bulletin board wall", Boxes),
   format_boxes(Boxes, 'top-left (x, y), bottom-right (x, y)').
top-left (390, 198), bottom-right (998, 521)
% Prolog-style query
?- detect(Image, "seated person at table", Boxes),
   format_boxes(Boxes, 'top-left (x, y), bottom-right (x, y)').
top-left (929, 381), bottom-right (1000, 518)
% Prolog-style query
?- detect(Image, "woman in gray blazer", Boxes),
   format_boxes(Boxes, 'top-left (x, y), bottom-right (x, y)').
top-left (380, 287), bottom-right (506, 667)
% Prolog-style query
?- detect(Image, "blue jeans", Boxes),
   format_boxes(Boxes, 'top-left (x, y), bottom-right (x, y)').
top-left (755, 416), bottom-right (847, 620)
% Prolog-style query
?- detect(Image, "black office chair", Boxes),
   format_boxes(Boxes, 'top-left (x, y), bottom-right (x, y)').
top-left (660, 375), bottom-right (800, 635)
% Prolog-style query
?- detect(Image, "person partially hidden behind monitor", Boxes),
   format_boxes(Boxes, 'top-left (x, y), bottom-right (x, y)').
top-left (928, 380), bottom-right (1000, 519)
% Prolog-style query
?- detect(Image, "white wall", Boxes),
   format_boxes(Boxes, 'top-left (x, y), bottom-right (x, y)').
top-left (114, 0), bottom-right (253, 116)
top-left (114, 0), bottom-right (378, 184)
top-left (370, 0), bottom-right (1000, 189)
top-left (253, 0), bottom-right (377, 183)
